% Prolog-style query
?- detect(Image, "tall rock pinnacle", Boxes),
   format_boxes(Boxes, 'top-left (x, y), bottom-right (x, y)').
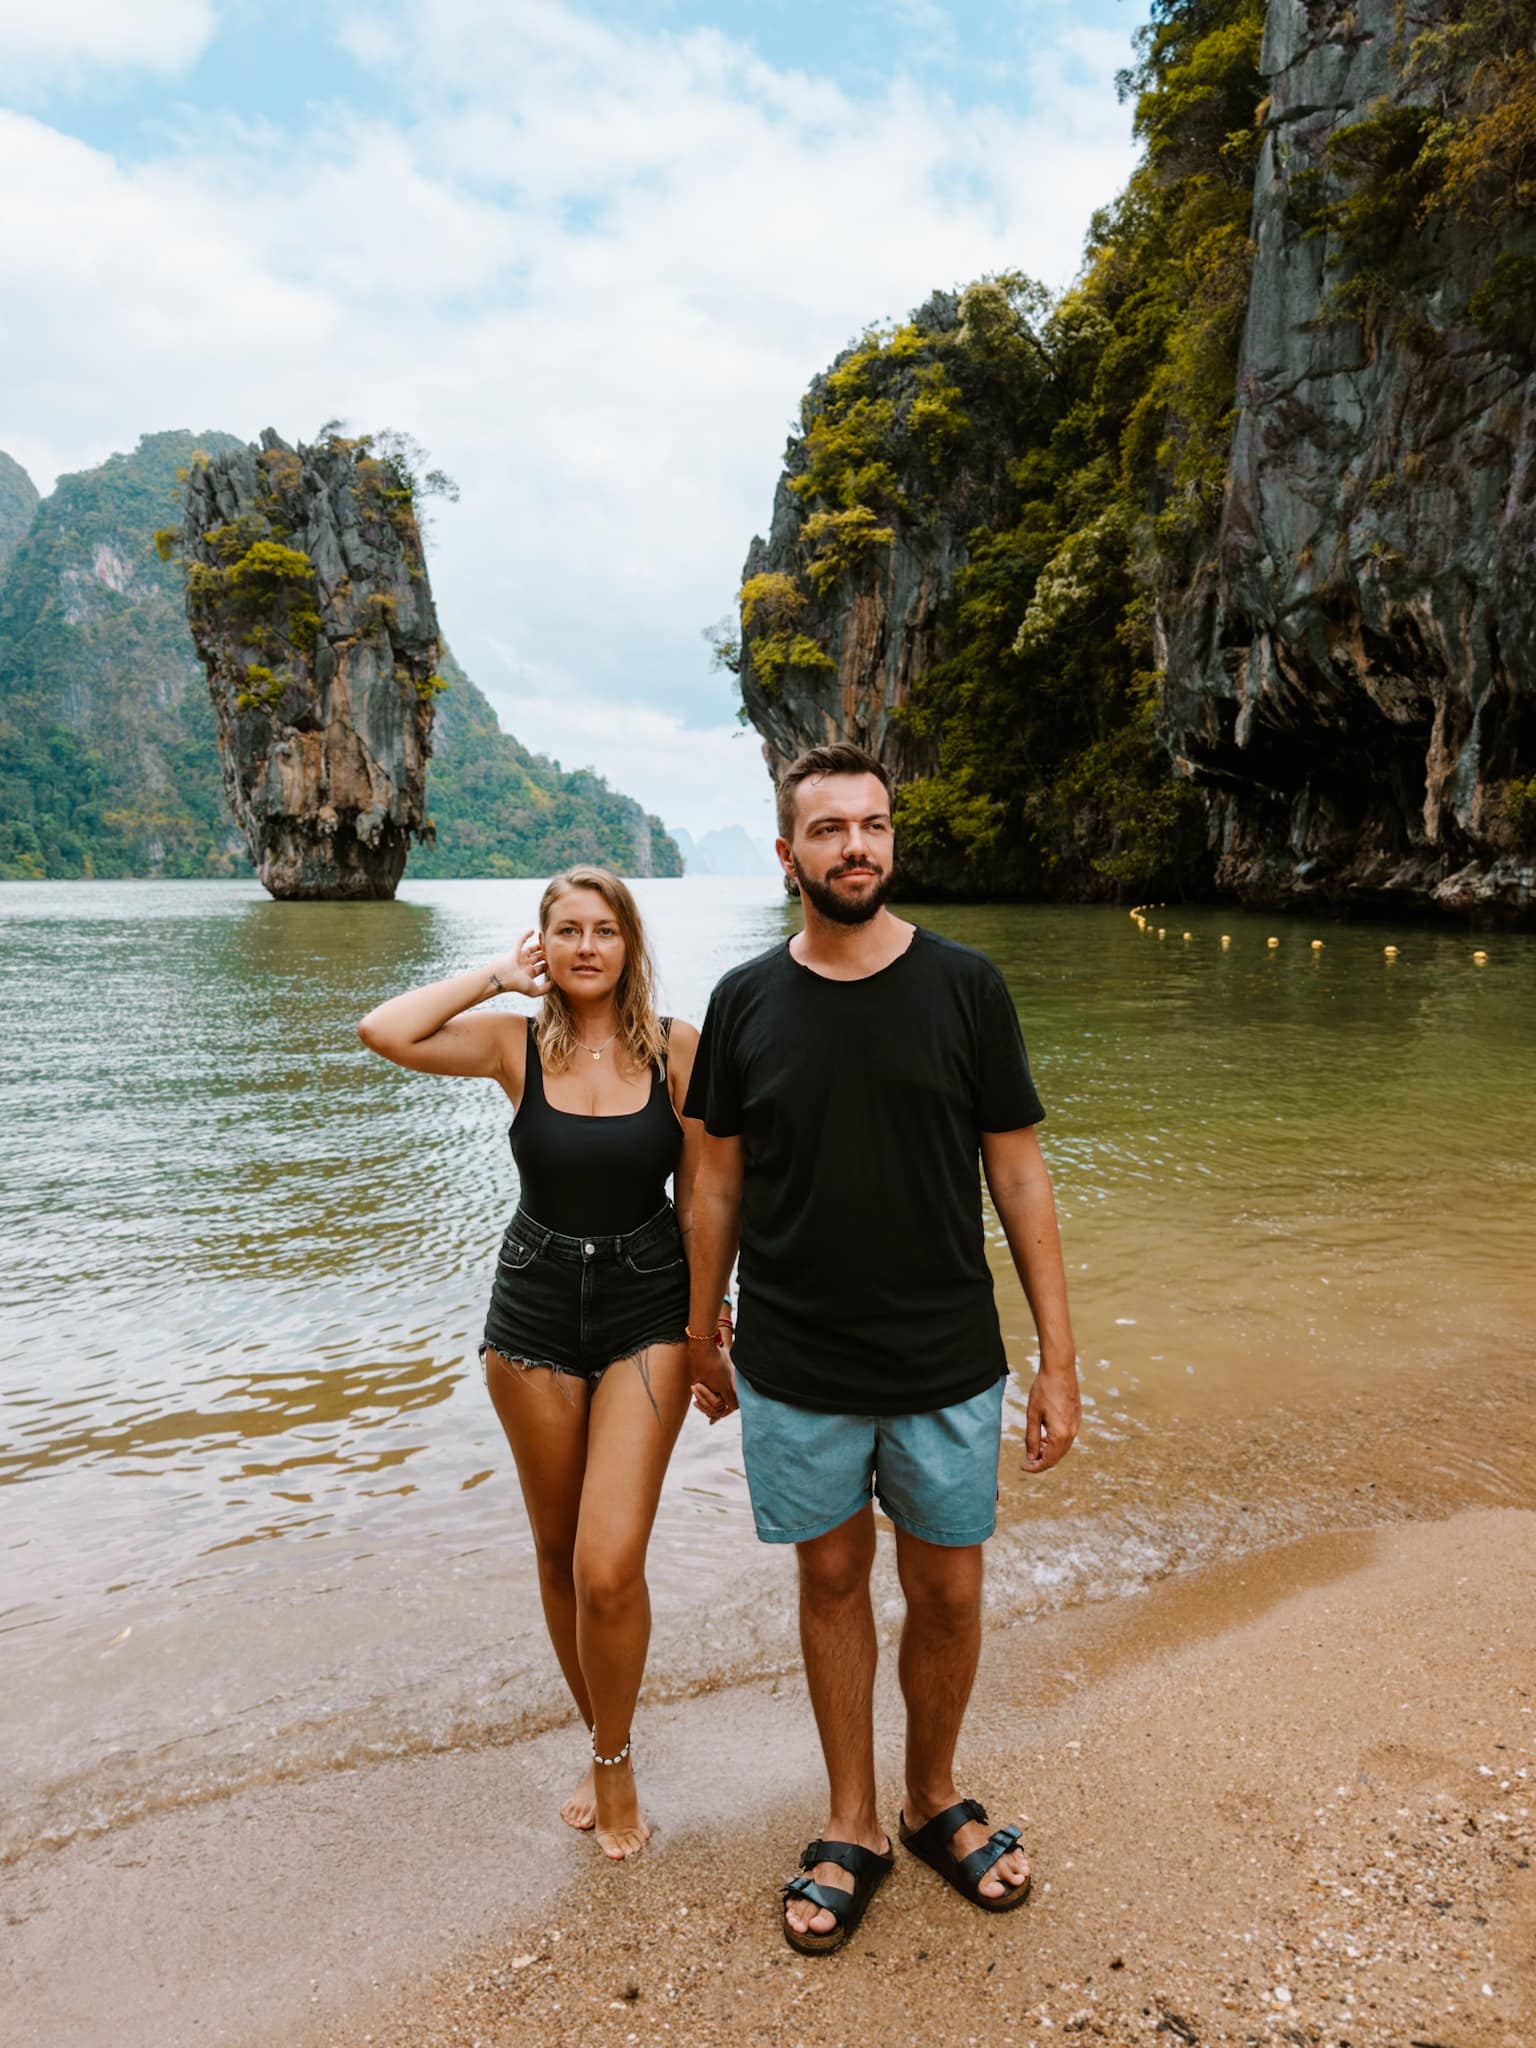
top-left (181, 428), bottom-right (442, 899)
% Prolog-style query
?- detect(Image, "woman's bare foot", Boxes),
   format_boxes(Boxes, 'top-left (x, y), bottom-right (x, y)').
top-left (593, 1754), bottom-right (650, 1861)
top-left (561, 1762), bottom-right (597, 1832)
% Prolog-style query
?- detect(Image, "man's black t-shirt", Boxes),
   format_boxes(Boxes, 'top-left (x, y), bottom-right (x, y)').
top-left (683, 925), bottom-right (1044, 1416)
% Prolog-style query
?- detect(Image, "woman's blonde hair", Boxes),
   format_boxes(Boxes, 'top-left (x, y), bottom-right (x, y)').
top-left (534, 866), bottom-right (665, 1076)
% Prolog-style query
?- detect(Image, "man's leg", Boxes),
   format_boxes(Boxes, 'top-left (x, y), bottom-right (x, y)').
top-left (784, 1505), bottom-right (890, 1937)
top-left (894, 1527), bottom-right (1029, 1898)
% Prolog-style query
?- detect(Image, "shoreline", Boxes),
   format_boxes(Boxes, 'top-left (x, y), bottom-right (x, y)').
top-left (12, 1350), bottom-right (1536, 1873)
top-left (5, 1505), bottom-right (1533, 2048)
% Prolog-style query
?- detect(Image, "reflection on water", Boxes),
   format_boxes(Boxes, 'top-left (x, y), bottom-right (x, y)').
top-left (3, 878), bottom-right (1534, 1861)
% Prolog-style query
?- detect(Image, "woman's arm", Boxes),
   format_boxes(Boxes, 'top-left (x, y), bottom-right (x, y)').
top-left (665, 1018), bottom-right (702, 1232)
top-left (356, 932), bottom-right (547, 1087)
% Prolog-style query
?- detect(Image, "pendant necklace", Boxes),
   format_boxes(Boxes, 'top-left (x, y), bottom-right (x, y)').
top-left (577, 1029), bottom-right (619, 1062)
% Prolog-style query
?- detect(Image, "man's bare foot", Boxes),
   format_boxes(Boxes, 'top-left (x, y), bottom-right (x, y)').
top-left (903, 1792), bottom-right (1030, 1898)
top-left (783, 1825), bottom-right (891, 1938)
top-left (594, 1755), bottom-right (649, 1861)
top-left (560, 1763), bottom-right (597, 1832)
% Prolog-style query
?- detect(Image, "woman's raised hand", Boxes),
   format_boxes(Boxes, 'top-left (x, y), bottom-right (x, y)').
top-left (487, 928), bottom-right (550, 999)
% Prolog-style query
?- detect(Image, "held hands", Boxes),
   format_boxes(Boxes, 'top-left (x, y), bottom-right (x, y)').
top-left (1023, 1359), bottom-right (1080, 1474)
top-left (486, 928), bottom-right (550, 1000)
top-left (690, 1306), bottom-right (737, 1423)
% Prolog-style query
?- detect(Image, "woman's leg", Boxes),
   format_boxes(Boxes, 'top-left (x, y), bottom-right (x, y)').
top-left (574, 1340), bottom-right (691, 1859)
top-left (483, 1347), bottom-right (599, 1829)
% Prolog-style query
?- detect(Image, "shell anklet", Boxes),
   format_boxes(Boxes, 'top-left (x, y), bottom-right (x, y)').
top-left (592, 1733), bottom-right (632, 1767)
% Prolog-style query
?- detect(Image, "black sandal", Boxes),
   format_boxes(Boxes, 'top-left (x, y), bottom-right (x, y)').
top-left (781, 1836), bottom-right (894, 1955)
top-left (899, 1798), bottom-right (1031, 1913)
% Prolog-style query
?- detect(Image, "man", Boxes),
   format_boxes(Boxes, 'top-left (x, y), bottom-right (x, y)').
top-left (683, 740), bottom-right (1079, 1955)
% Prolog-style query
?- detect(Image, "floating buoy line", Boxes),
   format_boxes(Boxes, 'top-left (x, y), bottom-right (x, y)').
top-left (1125, 906), bottom-right (1491, 968)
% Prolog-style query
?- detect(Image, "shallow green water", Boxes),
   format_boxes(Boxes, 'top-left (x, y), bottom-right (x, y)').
top-left (3, 878), bottom-right (1533, 1859)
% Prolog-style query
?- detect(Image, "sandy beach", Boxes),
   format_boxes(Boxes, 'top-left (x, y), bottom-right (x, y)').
top-left (5, 1504), bottom-right (1532, 2048)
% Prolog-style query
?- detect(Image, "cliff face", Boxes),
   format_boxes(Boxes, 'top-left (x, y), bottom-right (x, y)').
top-left (1160, 0), bottom-right (1536, 919)
top-left (0, 452), bottom-right (39, 578)
top-left (730, 266), bottom-right (1219, 900)
top-left (182, 430), bottom-right (442, 901)
top-left (737, 295), bottom-right (1011, 799)
top-left (730, 0), bottom-right (1533, 917)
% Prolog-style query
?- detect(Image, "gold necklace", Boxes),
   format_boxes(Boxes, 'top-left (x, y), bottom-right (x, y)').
top-left (576, 1029), bottom-right (619, 1061)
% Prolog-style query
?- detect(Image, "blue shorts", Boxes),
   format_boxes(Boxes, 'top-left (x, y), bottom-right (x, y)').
top-left (734, 1372), bottom-right (1006, 1548)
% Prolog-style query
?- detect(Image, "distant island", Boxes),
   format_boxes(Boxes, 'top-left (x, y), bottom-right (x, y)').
top-left (667, 823), bottom-right (776, 877)
top-left (0, 430), bottom-right (681, 883)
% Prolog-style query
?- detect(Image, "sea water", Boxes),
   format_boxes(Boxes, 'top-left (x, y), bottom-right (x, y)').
top-left (4, 878), bottom-right (1534, 1862)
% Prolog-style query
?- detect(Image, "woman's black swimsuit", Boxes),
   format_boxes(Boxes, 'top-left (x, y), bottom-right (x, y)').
top-left (481, 1021), bottom-right (688, 1381)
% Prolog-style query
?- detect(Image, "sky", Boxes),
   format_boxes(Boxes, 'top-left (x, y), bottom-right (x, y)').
top-left (0, 0), bottom-right (1153, 840)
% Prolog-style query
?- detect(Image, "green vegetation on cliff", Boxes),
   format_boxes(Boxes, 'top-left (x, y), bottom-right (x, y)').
top-left (741, 0), bottom-right (1267, 895)
top-left (740, 0), bottom-right (1536, 900)
top-left (0, 432), bottom-right (680, 882)
top-left (409, 649), bottom-right (682, 879)
top-left (1291, 0), bottom-right (1536, 335)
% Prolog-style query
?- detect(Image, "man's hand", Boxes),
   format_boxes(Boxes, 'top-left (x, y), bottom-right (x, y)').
top-left (1024, 1361), bottom-right (1079, 1473)
top-left (690, 1336), bottom-right (737, 1423)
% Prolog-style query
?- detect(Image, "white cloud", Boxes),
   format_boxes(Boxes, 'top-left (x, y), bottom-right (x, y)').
top-left (0, 0), bottom-right (216, 91)
top-left (0, 0), bottom-right (1144, 840)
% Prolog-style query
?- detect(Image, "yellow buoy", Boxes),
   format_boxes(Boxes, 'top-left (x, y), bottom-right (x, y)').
top-left (1267, 936), bottom-right (1280, 948)
top-left (1473, 949), bottom-right (1488, 964)
top-left (1158, 927), bottom-right (1166, 939)
top-left (1311, 939), bottom-right (1324, 950)
top-left (1384, 945), bottom-right (1398, 958)
top-left (1182, 931), bottom-right (1192, 941)
top-left (1220, 934), bottom-right (1231, 948)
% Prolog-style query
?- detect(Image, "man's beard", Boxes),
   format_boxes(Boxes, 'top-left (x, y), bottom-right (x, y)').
top-left (790, 858), bottom-right (895, 926)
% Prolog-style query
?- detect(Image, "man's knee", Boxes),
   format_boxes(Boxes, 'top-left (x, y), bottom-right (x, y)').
top-left (898, 1538), bottom-right (983, 1630)
top-left (796, 1516), bottom-right (875, 1607)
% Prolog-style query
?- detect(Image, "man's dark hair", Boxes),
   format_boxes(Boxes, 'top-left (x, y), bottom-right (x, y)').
top-left (775, 742), bottom-right (893, 841)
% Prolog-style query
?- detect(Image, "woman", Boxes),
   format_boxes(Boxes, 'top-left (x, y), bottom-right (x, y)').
top-left (357, 865), bottom-right (727, 1860)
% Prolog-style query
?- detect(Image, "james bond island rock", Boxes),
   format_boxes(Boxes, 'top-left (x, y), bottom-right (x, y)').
top-left (0, 426), bottom-right (679, 882)
top-left (1160, 0), bottom-right (1536, 921)
top-left (180, 428), bottom-right (443, 900)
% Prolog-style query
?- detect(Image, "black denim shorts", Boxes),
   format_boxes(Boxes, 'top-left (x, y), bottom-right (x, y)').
top-left (481, 1202), bottom-right (689, 1381)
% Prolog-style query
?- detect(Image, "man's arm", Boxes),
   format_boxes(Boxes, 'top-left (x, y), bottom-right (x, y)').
top-left (687, 1130), bottom-right (744, 1422)
top-left (981, 1124), bottom-right (1080, 1473)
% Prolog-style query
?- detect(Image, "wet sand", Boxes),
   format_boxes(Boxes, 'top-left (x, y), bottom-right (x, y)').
top-left (5, 1508), bottom-right (1534, 2048)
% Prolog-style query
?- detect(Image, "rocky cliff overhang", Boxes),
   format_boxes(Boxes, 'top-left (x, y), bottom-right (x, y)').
top-left (1160, 0), bottom-right (1536, 923)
